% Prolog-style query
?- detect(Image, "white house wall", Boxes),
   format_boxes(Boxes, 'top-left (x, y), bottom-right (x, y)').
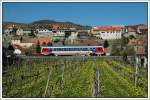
top-left (100, 31), bottom-right (122, 40)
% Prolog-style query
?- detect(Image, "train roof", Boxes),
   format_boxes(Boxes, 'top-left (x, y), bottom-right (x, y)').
top-left (41, 46), bottom-right (103, 48)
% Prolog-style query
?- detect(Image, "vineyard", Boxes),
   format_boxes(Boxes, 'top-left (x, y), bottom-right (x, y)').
top-left (2, 56), bottom-right (148, 98)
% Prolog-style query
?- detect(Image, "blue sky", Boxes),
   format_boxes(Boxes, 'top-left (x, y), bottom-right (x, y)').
top-left (3, 2), bottom-right (148, 26)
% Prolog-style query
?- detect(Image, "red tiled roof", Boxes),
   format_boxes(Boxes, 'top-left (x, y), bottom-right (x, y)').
top-left (12, 44), bottom-right (29, 52)
top-left (104, 48), bottom-right (111, 53)
top-left (32, 37), bottom-right (52, 46)
top-left (134, 46), bottom-right (145, 55)
top-left (138, 25), bottom-right (147, 30)
top-left (128, 38), bottom-right (147, 46)
top-left (128, 27), bottom-right (136, 32)
top-left (50, 24), bottom-right (60, 30)
top-left (93, 26), bottom-right (122, 32)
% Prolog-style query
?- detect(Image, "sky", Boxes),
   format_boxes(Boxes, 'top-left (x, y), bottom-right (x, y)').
top-left (2, 2), bottom-right (148, 26)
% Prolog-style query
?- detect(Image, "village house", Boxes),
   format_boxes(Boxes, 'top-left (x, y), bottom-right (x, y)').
top-left (22, 28), bottom-right (32, 35)
top-left (3, 27), bottom-right (13, 35)
top-left (52, 30), bottom-right (65, 37)
top-left (11, 39), bottom-right (33, 48)
top-left (128, 37), bottom-right (147, 67)
top-left (137, 24), bottom-right (148, 34)
top-left (36, 28), bottom-right (53, 37)
top-left (77, 30), bottom-right (90, 39)
top-left (104, 48), bottom-right (112, 56)
top-left (36, 28), bottom-right (52, 34)
top-left (91, 26), bottom-right (123, 40)
top-left (32, 37), bottom-right (52, 46)
top-left (128, 38), bottom-right (147, 47)
top-left (16, 28), bottom-right (24, 36)
top-left (124, 27), bottom-right (137, 37)
top-left (66, 30), bottom-right (78, 44)
top-left (51, 24), bottom-right (60, 30)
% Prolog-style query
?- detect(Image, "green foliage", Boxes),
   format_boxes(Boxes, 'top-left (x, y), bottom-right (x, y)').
top-left (103, 40), bottom-right (109, 48)
top-left (121, 36), bottom-right (129, 47)
top-left (2, 58), bottom-right (147, 98)
top-left (111, 45), bottom-right (121, 56)
top-left (47, 42), bottom-right (52, 46)
top-left (42, 42), bottom-right (47, 46)
top-left (129, 35), bottom-right (135, 39)
top-left (36, 40), bottom-right (41, 54)
top-left (97, 61), bottom-right (147, 97)
top-left (28, 30), bottom-right (36, 37)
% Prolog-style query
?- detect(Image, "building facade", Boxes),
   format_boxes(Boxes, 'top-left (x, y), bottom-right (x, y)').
top-left (91, 26), bottom-right (123, 40)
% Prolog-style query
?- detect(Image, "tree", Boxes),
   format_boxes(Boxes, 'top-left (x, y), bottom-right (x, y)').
top-left (42, 42), bottom-right (47, 46)
top-left (7, 43), bottom-right (14, 51)
top-left (122, 51), bottom-right (128, 63)
top-left (29, 30), bottom-right (36, 37)
top-left (62, 39), bottom-right (65, 46)
top-left (121, 36), bottom-right (129, 47)
top-left (47, 42), bottom-right (52, 46)
top-left (111, 45), bottom-right (121, 56)
top-left (103, 40), bottom-right (109, 48)
top-left (12, 27), bottom-right (17, 34)
top-left (129, 35), bottom-right (135, 39)
top-left (20, 37), bottom-right (23, 42)
top-left (145, 45), bottom-right (148, 58)
top-left (36, 40), bottom-right (41, 54)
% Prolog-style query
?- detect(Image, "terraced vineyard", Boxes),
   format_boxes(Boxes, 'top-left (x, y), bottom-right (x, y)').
top-left (2, 57), bottom-right (148, 98)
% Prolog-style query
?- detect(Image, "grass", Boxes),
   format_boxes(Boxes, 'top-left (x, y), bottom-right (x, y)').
top-left (2, 57), bottom-right (148, 98)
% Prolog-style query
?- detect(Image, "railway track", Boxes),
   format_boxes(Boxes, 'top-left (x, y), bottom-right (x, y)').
top-left (17, 55), bottom-right (134, 59)
top-left (92, 57), bottom-right (100, 97)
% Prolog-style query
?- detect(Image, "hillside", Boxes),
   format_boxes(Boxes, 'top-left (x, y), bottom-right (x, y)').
top-left (3, 20), bottom-right (92, 30)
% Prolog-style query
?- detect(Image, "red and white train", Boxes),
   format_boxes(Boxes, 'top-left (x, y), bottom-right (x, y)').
top-left (41, 46), bottom-right (104, 56)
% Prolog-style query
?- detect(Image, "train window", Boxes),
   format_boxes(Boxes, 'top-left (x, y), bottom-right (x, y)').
top-left (80, 48), bottom-right (84, 51)
top-left (68, 48), bottom-right (70, 51)
top-left (61, 48), bottom-right (64, 51)
top-left (78, 48), bottom-right (80, 51)
top-left (93, 48), bottom-right (96, 51)
top-left (74, 48), bottom-right (77, 51)
top-left (73, 48), bottom-right (75, 51)
top-left (84, 48), bottom-right (88, 51)
top-left (51, 48), bottom-right (53, 51)
top-left (68, 48), bottom-right (71, 51)
top-left (72, 48), bottom-right (75, 51)
top-left (90, 48), bottom-right (93, 51)
top-left (48, 48), bottom-right (52, 52)
top-left (70, 48), bottom-right (73, 51)
top-left (66, 48), bottom-right (68, 51)
top-left (78, 48), bottom-right (81, 51)
top-left (58, 48), bottom-right (61, 51)
top-left (91, 48), bottom-right (96, 52)
top-left (54, 48), bottom-right (56, 51)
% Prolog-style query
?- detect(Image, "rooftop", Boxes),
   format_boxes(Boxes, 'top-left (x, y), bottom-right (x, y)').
top-left (127, 27), bottom-right (136, 32)
top-left (93, 26), bottom-right (123, 32)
